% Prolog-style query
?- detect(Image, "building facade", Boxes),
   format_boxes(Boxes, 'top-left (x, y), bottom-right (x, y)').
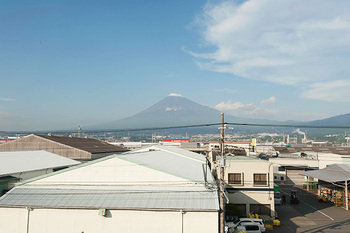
top-left (224, 156), bottom-right (275, 217)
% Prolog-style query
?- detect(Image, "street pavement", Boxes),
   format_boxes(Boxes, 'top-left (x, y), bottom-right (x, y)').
top-left (272, 186), bottom-right (350, 233)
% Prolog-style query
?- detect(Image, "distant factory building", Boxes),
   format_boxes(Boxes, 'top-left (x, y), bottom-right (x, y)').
top-left (209, 141), bottom-right (250, 156)
top-left (0, 134), bottom-right (128, 161)
top-left (0, 150), bottom-right (80, 196)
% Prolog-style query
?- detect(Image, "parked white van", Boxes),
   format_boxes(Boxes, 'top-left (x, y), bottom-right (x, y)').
top-left (232, 222), bottom-right (262, 233)
top-left (230, 218), bottom-right (265, 233)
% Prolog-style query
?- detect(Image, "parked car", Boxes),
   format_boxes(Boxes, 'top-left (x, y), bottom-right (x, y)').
top-left (229, 218), bottom-right (265, 233)
top-left (232, 222), bottom-right (262, 233)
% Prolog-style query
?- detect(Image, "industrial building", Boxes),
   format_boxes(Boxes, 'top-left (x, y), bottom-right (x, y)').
top-left (0, 134), bottom-right (128, 161)
top-left (0, 145), bottom-right (219, 233)
top-left (271, 147), bottom-right (350, 186)
top-left (301, 164), bottom-right (350, 211)
top-left (0, 150), bottom-right (80, 195)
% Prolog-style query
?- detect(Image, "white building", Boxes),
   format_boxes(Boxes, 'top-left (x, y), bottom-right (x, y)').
top-left (0, 150), bottom-right (80, 195)
top-left (0, 146), bottom-right (219, 233)
top-left (209, 141), bottom-right (251, 150)
top-left (270, 152), bottom-right (350, 185)
top-left (223, 156), bottom-right (275, 217)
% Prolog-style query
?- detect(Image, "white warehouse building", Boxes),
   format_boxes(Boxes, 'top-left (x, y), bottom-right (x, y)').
top-left (0, 145), bottom-right (219, 233)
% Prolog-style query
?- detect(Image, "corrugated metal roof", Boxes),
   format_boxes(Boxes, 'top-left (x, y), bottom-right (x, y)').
top-left (274, 146), bottom-right (350, 156)
top-left (0, 185), bottom-right (219, 211)
top-left (225, 156), bottom-right (259, 161)
top-left (152, 145), bottom-right (207, 162)
top-left (119, 146), bottom-right (215, 184)
top-left (36, 135), bottom-right (129, 153)
top-left (0, 151), bottom-right (80, 177)
top-left (300, 164), bottom-right (350, 182)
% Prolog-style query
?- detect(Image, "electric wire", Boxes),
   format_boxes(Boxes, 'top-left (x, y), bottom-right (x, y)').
top-left (2, 121), bottom-right (350, 135)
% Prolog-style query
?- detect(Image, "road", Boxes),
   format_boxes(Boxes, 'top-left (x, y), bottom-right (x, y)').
top-left (273, 186), bottom-right (350, 233)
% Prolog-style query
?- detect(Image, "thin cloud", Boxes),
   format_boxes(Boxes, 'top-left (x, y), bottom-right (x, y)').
top-left (302, 80), bottom-right (350, 102)
top-left (192, 0), bottom-right (350, 102)
top-left (261, 96), bottom-right (276, 105)
top-left (0, 111), bottom-right (10, 117)
top-left (213, 100), bottom-right (280, 119)
top-left (163, 73), bottom-right (174, 78)
top-left (0, 98), bottom-right (15, 101)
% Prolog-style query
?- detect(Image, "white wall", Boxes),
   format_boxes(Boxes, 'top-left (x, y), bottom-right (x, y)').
top-left (224, 159), bottom-right (274, 216)
top-left (0, 208), bottom-right (218, 233)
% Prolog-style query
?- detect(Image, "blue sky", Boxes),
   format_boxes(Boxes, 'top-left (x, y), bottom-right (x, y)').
top-left (1, 0), bottom-right (350, 130)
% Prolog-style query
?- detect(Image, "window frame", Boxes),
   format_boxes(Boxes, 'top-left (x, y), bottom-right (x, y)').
top-left (253, 173), bottom-right (268, 186)
top-left (228, 173), bottom-right (243, 185)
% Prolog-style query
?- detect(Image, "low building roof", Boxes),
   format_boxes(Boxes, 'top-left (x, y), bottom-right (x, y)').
top-left (274, 146), bottom-right (350, 156)
top-left (300, 164), bottom-right (350, 182)
top-left (118, 146), bottom-right (214, 184)
top-left (225, 156), bottom-right (259, 161)
top-left (36, 135), bottom-right (128, 154)
top-left (209, 141), bottom-right (251, 144)
top-left (0, 185), bottom-right (218, 211)
top-left (0, 151), bottom-right (80, 177)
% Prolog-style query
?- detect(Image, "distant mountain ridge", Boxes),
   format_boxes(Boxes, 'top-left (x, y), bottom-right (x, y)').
top-left (94, 94), bottom-right (229, 129)
top-left (305, 113), bottom-right (350, 127)
top-left (91, 94), bottom-right (350, 133)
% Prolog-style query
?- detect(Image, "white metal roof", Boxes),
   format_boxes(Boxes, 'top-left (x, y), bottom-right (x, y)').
top-left (119, 146), bottom-right (215, 184)
top-left (0, 185), bottom-right (219, 211)
top-left (0, 146), bottom-right (219, 211)
top-left (0, 150), bottom-right (80, 177)
top-left (300, 164), bottom-right (350, 182)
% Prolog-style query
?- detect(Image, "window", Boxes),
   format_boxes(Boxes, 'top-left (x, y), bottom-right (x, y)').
top-left (228, 173), bottom-right (242, 185)
top-left (245, 225), bottom-right (259, 231)
top-left (254, 174), bottom-right (267, 186)
top-left (280, 176), bottom-right (284, 181)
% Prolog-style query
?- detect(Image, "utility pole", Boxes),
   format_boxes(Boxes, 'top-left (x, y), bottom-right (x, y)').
top-left (219, 113), bottom-right (225, 233)
top-left (78, 125), bottom-right (81, 138)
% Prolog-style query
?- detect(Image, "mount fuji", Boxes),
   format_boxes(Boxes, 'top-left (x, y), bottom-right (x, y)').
top-left (93, 94), bottom-right (278, 131)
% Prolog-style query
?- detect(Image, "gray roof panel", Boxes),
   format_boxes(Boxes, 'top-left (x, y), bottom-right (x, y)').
top-left (300, 164), bottom-right (350, 182)
top-left (0, 151), bottom-right (80, 177)
top-left (0, 186), bottom-right (219, 211)
top-left (118, 147), bottom-right (214, 184)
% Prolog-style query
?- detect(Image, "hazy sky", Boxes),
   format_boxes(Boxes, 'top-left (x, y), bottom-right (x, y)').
top-left (1, 0), bottom-right (350, 131)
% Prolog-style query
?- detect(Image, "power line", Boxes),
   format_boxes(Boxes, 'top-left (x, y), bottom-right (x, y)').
top-left (2, 122), bottom-right (350, 135)
top-left (226, 122), bottom-right (350, 129)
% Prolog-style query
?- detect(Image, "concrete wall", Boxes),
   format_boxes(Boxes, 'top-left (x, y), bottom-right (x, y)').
top-left (0, 208), bottom-right (218, 233)
top-left (224, 160), bottom-right (275, 216)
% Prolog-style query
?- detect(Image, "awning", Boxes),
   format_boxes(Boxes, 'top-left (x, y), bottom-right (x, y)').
top-left (300, 164), bottom-right (350, 183)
